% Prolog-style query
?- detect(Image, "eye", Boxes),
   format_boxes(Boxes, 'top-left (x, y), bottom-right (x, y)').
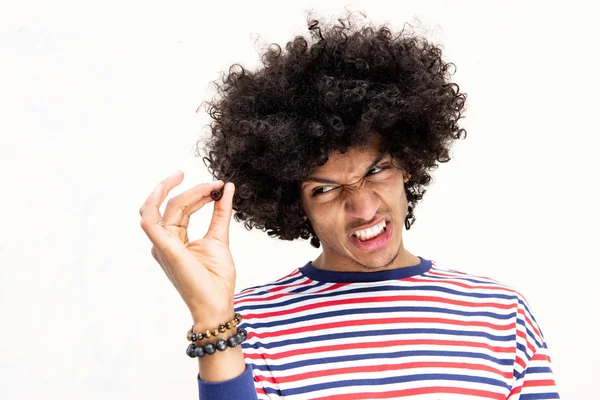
top-left (312, 185), bottom-right (337, 197)
top-left (366, 165), bottom-right (389, 176)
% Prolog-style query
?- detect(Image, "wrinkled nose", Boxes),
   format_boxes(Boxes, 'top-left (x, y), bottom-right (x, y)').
top-left (344, 185), bottom-right (380, 223)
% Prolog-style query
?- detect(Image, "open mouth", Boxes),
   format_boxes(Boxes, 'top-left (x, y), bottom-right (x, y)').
top-left (351, 220), bottom-right (388, 242)
top-left (349, 220), bottom-right (392, 251)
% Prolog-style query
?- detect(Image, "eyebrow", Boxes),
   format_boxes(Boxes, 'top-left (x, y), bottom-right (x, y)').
top-left (303, 151), bottom-right (388, 185)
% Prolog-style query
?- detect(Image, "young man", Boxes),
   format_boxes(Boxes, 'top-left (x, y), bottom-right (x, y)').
top-left (139, 13), bottom-right (559, 399)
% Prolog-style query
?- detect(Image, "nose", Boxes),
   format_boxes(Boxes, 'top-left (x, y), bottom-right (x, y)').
top-left (343, 183), bottom-right (380, 223)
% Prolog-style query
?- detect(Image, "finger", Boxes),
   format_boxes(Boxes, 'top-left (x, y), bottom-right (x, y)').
top-left (205, 181), bottom-right (235, 245)
top-left (162, 180), bottom-right (224, 228)
top-left (160, 191), bottom-right (219, 242)
top-left (176, 193), bottom-right (219, 228)
top-left (139, 171), bottom-right (184, 240)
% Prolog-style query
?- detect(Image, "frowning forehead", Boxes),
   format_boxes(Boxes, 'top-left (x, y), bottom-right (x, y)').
top-left (302, 150), bottom-right (389, 186)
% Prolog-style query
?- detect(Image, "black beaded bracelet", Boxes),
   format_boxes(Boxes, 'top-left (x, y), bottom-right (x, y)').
top-left (186, 328), bottom-right (248, 358)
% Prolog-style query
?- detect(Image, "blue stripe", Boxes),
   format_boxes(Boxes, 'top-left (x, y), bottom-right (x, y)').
top-left (241, 348), bottom-right (514, 372)
top-left (262, 372), bottom-right (509, 396)
top-left (520, 394), bottom-right (560, 399)
top-left (527, 366), bottom-right (553, 374)
top-left (290, 281), bottom-right (327, 293)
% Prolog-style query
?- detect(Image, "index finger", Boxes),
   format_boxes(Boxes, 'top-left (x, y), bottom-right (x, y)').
top-left (139, 171), bottom-right (184, 239)
top-left (161, 179), bottom-right (225, 228)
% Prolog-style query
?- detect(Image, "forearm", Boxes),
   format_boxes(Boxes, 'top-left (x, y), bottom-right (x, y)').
top-left (191, 311), bottom-right (247, 381)
top-left (197, 343), bottom-right (246, 382)
top-left (195, 339), bottom-right (258, 400)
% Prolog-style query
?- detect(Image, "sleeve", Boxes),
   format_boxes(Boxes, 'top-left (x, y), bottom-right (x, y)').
top-left (508, 342), bottom-right (559, 399)
top-left (508, 294), bottom-right (560, 399)
top-left (197, 363), bottom-right (259, 400)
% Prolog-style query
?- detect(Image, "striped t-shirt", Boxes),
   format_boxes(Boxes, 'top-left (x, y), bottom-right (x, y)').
top-left (197, 256), bottom-right (559, 399)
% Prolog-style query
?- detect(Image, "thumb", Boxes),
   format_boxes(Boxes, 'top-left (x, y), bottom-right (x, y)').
top-left (206, 182), bottom-right (235, 245)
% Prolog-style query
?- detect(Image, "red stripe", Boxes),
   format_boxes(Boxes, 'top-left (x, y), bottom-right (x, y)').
top-left (523, 379), bottom-right (556, 388)
top-left (247, 317), bottom-right (516, 340)
top-left (313, 282), bottom-right (352, 293)
top-left (509, 385), bottom-right (523, 395)
top-left (240, 294), bottom-right (515, 320)
top-left (253, 361), bottom-right (513, 384)
top-left (312, 385), bottom-right (505, 400)
top-left (274, 269), bottom-right (301, 282)
top-left (245, 338), bottom-right (514, 360)
top-left (531, 352), bottom-right (551, 362)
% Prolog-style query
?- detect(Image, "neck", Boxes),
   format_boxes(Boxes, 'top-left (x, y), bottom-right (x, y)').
top-left (312, 245), bottom-right (421, 273)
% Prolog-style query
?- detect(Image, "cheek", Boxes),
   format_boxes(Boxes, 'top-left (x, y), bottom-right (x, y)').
top-left (307, 207), bottom-right (345, 241)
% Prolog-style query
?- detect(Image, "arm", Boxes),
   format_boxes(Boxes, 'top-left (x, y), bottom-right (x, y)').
top-left (194, 315), bottom-right (258, 400)
top-left (138, 176), bottom-right (258, 399)
top-left (508, 342), bottom-right (559, 399)
top-left (198, 362), bottom-right (258, 400)
top-left (509, 291), bottom-right (560, 399)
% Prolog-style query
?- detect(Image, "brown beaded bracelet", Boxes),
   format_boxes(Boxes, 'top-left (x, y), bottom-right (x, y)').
top-left (187, 313), bottom-right (243, 342)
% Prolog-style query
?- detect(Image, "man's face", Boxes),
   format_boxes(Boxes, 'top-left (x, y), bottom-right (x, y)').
top-left (300, 137), bottom-right (410, 272)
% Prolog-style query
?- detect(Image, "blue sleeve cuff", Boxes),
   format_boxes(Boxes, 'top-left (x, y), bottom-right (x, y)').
top-left (197, 363), bottom-right (257, 400)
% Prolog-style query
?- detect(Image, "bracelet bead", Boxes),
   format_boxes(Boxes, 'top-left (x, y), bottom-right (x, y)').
top-left (233, 333), bottom-right (242, 344)
top-left (204, 343), bottom-right (216, 355)
top-left (215, 339), bottom-right (228, 351)
top-left (186, 344), bottom-right (196, 357)
top-left (186, 328), bottom-right (247, 358)
top-left (190, 314), bottom-right (243, 342)
top-left (194, 346), bottom-right (205, 358)
top-left (227, 336), bottom-right (238, 348)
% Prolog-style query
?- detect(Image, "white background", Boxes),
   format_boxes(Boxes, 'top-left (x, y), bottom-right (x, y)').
top-left (1, 0), bottom-right (598, 398)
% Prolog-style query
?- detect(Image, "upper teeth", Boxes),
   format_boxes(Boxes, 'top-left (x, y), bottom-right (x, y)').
top-left (353, 221), bottom-right (386, 241)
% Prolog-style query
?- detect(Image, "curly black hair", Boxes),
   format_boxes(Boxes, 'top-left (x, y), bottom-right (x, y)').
top-left (197, 11), bottom-right (467, 248)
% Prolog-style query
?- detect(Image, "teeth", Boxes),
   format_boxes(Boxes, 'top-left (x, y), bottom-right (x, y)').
top-left (353, 221), bottom-right (386, 241)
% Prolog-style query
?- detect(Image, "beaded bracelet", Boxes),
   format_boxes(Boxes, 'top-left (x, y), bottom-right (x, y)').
top-left (186, 328), bottom-right (248, 358)
top-left (187, 313), bottom-right (243, 342)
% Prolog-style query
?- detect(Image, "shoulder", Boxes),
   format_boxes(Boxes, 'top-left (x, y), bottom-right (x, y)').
top-left (424, 261), bottom-right (547, 347)
top-left (423, 261), bottom-right (532, 302)
top-left (232, 263), bottom-right (310, 305)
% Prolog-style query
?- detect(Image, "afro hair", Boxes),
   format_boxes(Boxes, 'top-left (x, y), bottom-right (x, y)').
top-left (197, 11), bottom-right (468, 248)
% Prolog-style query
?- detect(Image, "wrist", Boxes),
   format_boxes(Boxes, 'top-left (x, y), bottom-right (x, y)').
top-left (191, 307), bottom-right (235, 327)
top-left (191, 311), bottom-right (241, 340)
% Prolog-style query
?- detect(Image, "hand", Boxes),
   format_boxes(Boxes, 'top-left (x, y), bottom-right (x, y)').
top-left (139, 171), bottom-right (237, 325)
